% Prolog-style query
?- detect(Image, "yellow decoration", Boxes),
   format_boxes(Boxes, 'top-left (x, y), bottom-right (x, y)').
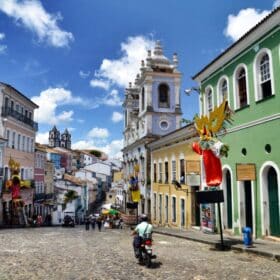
top-left (194, 100), bottom-right (232, 139)
top-left (8, 157), bottom-right (20, 174)
top-left (131, 189), bottom-right (141, 202)
top-left (134, 164), bottom-right (139, 173)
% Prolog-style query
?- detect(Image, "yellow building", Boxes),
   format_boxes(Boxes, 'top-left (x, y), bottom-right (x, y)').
top-left (148, 124), bottom-right (201, 229)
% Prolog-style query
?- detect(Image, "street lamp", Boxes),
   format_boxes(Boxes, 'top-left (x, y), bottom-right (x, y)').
top-left (184, 87), bottom-right (201, 96)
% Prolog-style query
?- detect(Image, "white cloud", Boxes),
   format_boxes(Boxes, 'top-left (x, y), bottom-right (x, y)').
top-left (112, 112), bottom-right (123, 123)
top-left (72, 139), bottom-right (123, 159)
top-left (35, 131), bottom-right (49, 144)
top-left (0, 32), bottom-right (7, 54)
top-left (87, 127), bottom-right (109, 139)
top-left (0, 0), bottom-right (73, 48)
top-left (79, 70), bottom-right (90, 79)
top-left (102, 89), bottom-right (122, 106)
top-left (31, 87), bottom-right (83, 125)
top-left (0, 45), bottom-right (7, 54)
top-left (224, 8), bottom-right (270, 41)
top-left (90, 79), bottom-right (110, 90)
top-left (273, 0), bottom-right (280, 8)
top-left (93, 35), bottom-right (155, 88)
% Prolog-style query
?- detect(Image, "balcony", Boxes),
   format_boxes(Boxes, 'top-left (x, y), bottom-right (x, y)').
top-left (1, 106), bottom-right (38, 131)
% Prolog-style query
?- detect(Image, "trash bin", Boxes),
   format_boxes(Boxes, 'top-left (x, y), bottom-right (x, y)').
top-left (242, 227), bottom-right (252, 247)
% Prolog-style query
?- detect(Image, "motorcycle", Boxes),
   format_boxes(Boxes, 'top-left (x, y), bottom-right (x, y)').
top-left (134, 233), bottom-right (156, 268)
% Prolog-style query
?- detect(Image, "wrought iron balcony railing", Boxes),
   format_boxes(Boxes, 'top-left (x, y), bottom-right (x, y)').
top-left (1, 106), bottom-right (38, 131)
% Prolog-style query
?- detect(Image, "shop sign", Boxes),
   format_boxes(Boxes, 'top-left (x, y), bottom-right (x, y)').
top-left (186, 161), bottom-right (200, 174)
top-left (236, 164), bottom-right (256, 181)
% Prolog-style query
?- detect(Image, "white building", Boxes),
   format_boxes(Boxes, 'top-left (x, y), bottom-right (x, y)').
top-left (122, 41), bottom-right (182, 216)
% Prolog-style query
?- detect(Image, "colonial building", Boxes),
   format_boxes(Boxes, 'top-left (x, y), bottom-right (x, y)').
top-left (122, 41), bottom-right (182, 217)
top-left (192, 7), bottom-right (280, 238)
top-left (0, 82), bottom-right (38, 225)
top-left (148, 124), bottom-right (200, 229)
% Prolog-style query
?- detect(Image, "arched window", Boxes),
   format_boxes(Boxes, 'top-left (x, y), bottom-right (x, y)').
top-left (255, 52), bottom-right (272, 100)
top-left (141, 87), bottom-right (145, 111)
top-left (158, 84), bottom-right (169, 108)
top-left (205, 87), bottom-right (213, 113)
top-left (220, 79), bottom-right (228, 103)
top-left (237, 67), bottom-right (248, 108)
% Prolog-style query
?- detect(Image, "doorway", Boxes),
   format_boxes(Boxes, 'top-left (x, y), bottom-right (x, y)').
top-left (244, 181), bottom-right (253, 231)
top-left (267, 167), bottom-right (280, 236)
top-left (226, 170), bottom-right (233, 229)
top-left (191, 186), bottom-right (200, 226)
top-left (180, 198), bottom-right (185, 227)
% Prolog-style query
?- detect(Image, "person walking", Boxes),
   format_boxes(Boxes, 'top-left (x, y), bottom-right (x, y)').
top-left (85, 216), bottom-right (90, 230)
top-left (97, 216), bottom-right (102, 231)
top-left (90, 215), bottom-right (96, 230)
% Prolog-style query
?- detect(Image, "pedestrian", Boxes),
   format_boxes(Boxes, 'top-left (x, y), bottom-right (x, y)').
top-left (90, 215), bottom-right (96, 230)
top-left (97, 216), bottom-right (102, 231)
top-left (37, 214), bottom-right (42, 227)
top-left (85, 217), bottom-right (90, 230)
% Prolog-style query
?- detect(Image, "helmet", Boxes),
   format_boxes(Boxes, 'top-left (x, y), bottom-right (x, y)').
top-left (139, 214), bottom-right (148, 222)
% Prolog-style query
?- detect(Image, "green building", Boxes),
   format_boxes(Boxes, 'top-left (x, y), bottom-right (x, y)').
top-left (193, 7), bottom-right (280, 238)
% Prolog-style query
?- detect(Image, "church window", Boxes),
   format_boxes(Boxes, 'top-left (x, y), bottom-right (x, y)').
top-left (141, 87), bottom-right (145, 111)
top-left (158, 84), bottom-right (170, 108)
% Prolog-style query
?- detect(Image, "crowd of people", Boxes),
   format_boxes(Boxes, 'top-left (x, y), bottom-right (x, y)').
top-left (84, 213), bottom-right (123, 231)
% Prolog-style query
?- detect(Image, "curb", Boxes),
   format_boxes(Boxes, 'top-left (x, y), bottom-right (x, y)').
top-left (154, 230), bottom-right (280, 262)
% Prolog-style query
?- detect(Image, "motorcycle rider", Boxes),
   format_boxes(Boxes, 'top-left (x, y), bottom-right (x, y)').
top-left (131, 214), bottom-right (153, 259)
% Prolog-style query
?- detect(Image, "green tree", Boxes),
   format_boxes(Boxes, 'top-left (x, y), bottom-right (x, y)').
top-left (90, 150), bottom-right (102, 158)
top-left (63, 190), bottom-right (79, 205)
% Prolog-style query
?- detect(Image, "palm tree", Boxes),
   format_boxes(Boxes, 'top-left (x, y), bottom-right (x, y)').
top-left (63, 190), bottom-right (78, 205)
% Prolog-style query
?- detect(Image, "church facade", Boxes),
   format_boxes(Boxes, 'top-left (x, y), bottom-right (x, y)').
top-left (48, 126), bottom-right (71, 150)
top-left (122, 41), bottom-right (182, 217)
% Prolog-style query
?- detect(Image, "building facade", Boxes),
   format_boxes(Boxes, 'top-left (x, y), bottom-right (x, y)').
top-left (148, 124), bottom-right (200, 229)
top-left (193, 7), bottom-right (280, 238)
top-left (0, 82), bottom-right (38, 225)
top-left (122, 41), bottom-right (182, 217)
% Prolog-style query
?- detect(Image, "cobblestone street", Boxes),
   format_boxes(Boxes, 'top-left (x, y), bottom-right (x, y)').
top-left (0, 227), bottom-right (279, 280)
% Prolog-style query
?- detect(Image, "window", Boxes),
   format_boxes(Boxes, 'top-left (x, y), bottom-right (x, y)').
top-left (153, 193), bottom-right (157, 220)
top-left (11, 100), bottom-right (14, 112)
top-left (237, 67), bottom-right (248, 108)
top-left (259, 54), bottom-right (272, 98)
top-left (165, 195), bottom-right (169, 223)
top-left (172, 196), bottom-right (176, 223)
top-left (164, 161), bottom-right (169, 183)
top-left (6, 130), bottom-right (10, 147)
top-left (30, 139), bottom-right (34, 153)
top-left (171, 160), bottom-right (176, 181)
top-left (205, 87), bottom-right (213, 113)
top-left (5, 97), bottom-right (9, 107)
top-left (17, 135), bottom-right (21, 150)
top-left (12, 132), bottom-right (16, 149)
top-left (159, 162), bottom-right (163, 182)
top-left (26, 137), bottom-right (30, 152)
top-left (22, 136), bottom-right (25, 151)
top-left (158, 84), bottom-right (169, 108)
top-left (219, 78), bottom-right (228, 104)
top-left (153, 163), bottom-right (157, 182)
top-left (180, 159), bottom-right (185, 184)
top-left (141, 87), bottom-right (145, 111)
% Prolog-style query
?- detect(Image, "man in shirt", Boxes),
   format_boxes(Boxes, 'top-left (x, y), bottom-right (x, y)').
top-left (132, 214), bottom-right (153, 258)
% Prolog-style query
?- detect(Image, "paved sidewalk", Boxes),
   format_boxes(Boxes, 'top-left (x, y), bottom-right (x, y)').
top-left (153, 226), bottom-right (280, 262)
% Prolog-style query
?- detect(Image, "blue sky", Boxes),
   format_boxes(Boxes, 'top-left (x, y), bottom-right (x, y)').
top-left (0, 0), bottom-right (278, 159)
